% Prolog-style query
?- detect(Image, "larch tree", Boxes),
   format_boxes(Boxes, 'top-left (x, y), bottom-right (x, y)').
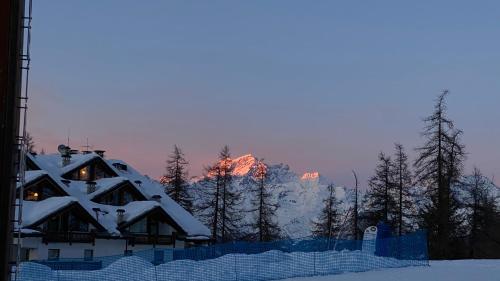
top-left (161, 145), bottom-right (192, 212)
top-left (414, 90), bottom-right (465, 259)
top-left (392, 143), bottom-right (414, 236)
top-left (460, 168), bottom-right (499, 258)
top-left (312, 184), bottom-right (342, 239)
top-left (249, 159), bottom-right (281, 242)
top-left (26, 132), bottom-right (35, 154)
top-left (196, 146), bottom-right (243, 242)
top-left (364, 152), bottom-right (397, 228)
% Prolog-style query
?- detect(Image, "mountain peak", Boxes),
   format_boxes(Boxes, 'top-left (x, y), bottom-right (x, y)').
top-left (301, 172), bottom-right (320, 181)
top-left (231, 154), bottom-right (258, 176)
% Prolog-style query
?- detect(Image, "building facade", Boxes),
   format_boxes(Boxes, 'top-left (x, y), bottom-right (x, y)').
top-left (15, 148), bottom-right (210, 261)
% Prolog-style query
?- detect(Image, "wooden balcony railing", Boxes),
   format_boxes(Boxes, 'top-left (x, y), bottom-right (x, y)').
top-left (42, 231), bottom-right (95, 244)
top-left (130, 235), bottom-right (173, 245)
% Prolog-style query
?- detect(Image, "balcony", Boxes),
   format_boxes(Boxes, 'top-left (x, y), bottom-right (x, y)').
top-left (130, 235), bottom-right (173, 245)
top-left (42, 231), bottom-right (96, 244)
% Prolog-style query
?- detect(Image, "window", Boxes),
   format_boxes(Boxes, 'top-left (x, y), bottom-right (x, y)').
top-left (48, 249), bottom-right (60, 261)
top-left (25, 190), bottom-right (40, 201)
top-left (129, 218), bottom-right (147, 233)
top-left (84, 249), bottom-right (93, 261)
top-left (45, 211), bottom-right (89, 233)
top-left (20, 248), bottom-right (30, 262)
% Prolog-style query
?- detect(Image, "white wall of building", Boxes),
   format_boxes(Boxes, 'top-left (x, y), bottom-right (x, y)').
top-left (18, 237), bottom-right (185, 260)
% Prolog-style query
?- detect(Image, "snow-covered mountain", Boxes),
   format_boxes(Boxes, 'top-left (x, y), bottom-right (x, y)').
top-left (191, 154), bottom-right (353, 239)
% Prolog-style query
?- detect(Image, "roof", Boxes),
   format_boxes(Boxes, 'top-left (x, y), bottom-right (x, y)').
top-left (21, 153), bottom-right (211, 239)
top-left (17, 170), bottom-right (48, 188)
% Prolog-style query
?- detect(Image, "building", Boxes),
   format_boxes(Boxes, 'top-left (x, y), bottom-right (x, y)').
top-left (15, 148), bottom-right (210, 262)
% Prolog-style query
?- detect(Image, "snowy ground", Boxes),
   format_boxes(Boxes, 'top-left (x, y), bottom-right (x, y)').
top-left (280, 260), bottom-right (500, 281)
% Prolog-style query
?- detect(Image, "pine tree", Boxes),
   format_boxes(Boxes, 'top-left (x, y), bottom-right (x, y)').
top-left (364, 152), bottom-right (397, 228)
top-left (460, 168), bottom-right (499, 258)
top-left (312, 184), bottom-right (342, 239)
top-left (414, 91), bottom-right (466, 259)
top-left (392, 143), bottom-right (414, 236)
top-left (195, 146), bottom-right (243, 242)
top-left (161, 145), bottom-right (192, 212)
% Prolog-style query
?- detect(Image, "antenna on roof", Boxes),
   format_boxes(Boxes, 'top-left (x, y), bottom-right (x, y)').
top-left (81, 137), bottom-right (93, 154)
top-left (66, 128), bottom-right (70, 147)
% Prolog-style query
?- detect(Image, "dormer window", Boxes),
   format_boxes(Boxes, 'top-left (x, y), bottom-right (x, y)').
top-left (21, 177), bottom-right (66, 201)
top-left (91, 182), bottom-right (146, 206)
top-left (63, 158), bottom-right (117, 181)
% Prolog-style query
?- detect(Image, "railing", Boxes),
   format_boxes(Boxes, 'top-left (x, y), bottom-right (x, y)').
top-left (42, 232), bottom-right (95, 244)
top-left (130, 235), bottom-right (173, 245)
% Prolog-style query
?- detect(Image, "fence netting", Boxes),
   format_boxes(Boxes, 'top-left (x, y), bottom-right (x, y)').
top-left (16, 231), bottom-right (428, 281)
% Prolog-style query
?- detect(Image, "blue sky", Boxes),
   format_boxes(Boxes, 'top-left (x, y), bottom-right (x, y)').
top-left (29, 1), bottom-right (500, 187)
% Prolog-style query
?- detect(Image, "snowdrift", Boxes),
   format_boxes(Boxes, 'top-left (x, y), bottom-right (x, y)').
top-left (18, 249), bottom-right (426, 281)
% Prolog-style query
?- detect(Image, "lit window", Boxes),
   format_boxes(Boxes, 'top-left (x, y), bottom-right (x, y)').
top-left (25, 190), bottom-right (40, 201)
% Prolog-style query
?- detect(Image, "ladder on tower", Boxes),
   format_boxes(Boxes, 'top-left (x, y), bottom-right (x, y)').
top-left (9, 0), bottom-right (33, 280)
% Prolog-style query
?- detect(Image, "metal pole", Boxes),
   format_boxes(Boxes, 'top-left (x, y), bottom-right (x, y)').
top-left (352, 170), bottom-right (359, 240)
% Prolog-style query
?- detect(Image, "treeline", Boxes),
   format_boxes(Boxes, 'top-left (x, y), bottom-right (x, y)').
top-left (161, 145), bottom-right (281, 243)
top-left (161, 91), bottom-right (500, 259)
top-left (360, 91), bottom-right (500, 259)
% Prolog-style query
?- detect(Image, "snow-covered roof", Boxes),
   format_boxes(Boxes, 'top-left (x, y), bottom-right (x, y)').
top-left (106, 159), bottom-right (211, 237)
top-left (17, 170), bottom-right (48, 188)
top-left (21, 153), bottom-right (211, 239)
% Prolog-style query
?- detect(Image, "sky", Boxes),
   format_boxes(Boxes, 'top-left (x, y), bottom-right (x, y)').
top-left (29, 1), bottom-right (500, 188)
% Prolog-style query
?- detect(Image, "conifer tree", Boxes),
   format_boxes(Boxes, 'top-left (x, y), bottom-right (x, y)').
top-left (161, 145), bottom-right (192, 212)
top-left (414, 91), bottom-right (466, 258)
top-left (249, 159), bottom-right (281, 242)
top-left (196, 146), bottom-right (243, 242)
top-left (392, 143), bottom-right (414, 236)
top-left (364, 152), bottom-right (397, 228)
top-left (461, 168), bottom-right (499, 258)
top-left (312, 184), bottom-right (342, 239)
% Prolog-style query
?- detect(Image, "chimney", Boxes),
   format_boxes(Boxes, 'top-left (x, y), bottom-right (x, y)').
top-left (94, 150), bottom-right (105, 158)
top-left (58, 144), bottom-right (72, 166)
top-left (134, 180), bottom-right (142, 187)
top-left (92, 207), bottom-right (101, 222)
top-left (86, 181), bottom-right (97, 194)
top-left (116, 209), bottom-right (125, 224)
top-left (151, 195), bottom-right (162, 203)
top-left (61, 179), bottom-right (71, 187)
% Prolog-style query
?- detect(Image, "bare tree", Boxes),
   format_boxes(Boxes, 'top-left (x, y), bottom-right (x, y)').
top-left (392, 143), bottom-right (414, 236)
top-left (161, 145), bottom-right (192, 212)
top-left (364, 152), bottom-right (397, 228)
top-left (249, 159), bottom-right (281, 242)
top-left (312, 184), bottom-right (342, 239)
top-left (460, 168), bottom-right (498, 258)
top-left (414, 91), bottom-right (465, 259)
top-left (195, 146), bottom-right (243, 242)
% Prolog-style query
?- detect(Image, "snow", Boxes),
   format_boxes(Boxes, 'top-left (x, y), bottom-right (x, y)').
top-left (279, 260), bottom-right (500, 281)
top-left (20, 197), bottom-right (78, 227)
top-left (192, 154), bottom-right (351, 239)
top-left (18, 249), bottom-right (428, 281)
top-left (301, 172), bottom-right (320, 181)
top-left (106, 159), bottom-right (211, 237)
top-left (22, 153), bottom-right (210, 239)
top-left (231, 154), bottom-right (258, 176)
top-left (17, 170), bottom-right (48, 188)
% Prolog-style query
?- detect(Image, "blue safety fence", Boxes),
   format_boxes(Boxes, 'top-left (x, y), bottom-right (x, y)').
top-left (16, 230), bottom-right (428, 281)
